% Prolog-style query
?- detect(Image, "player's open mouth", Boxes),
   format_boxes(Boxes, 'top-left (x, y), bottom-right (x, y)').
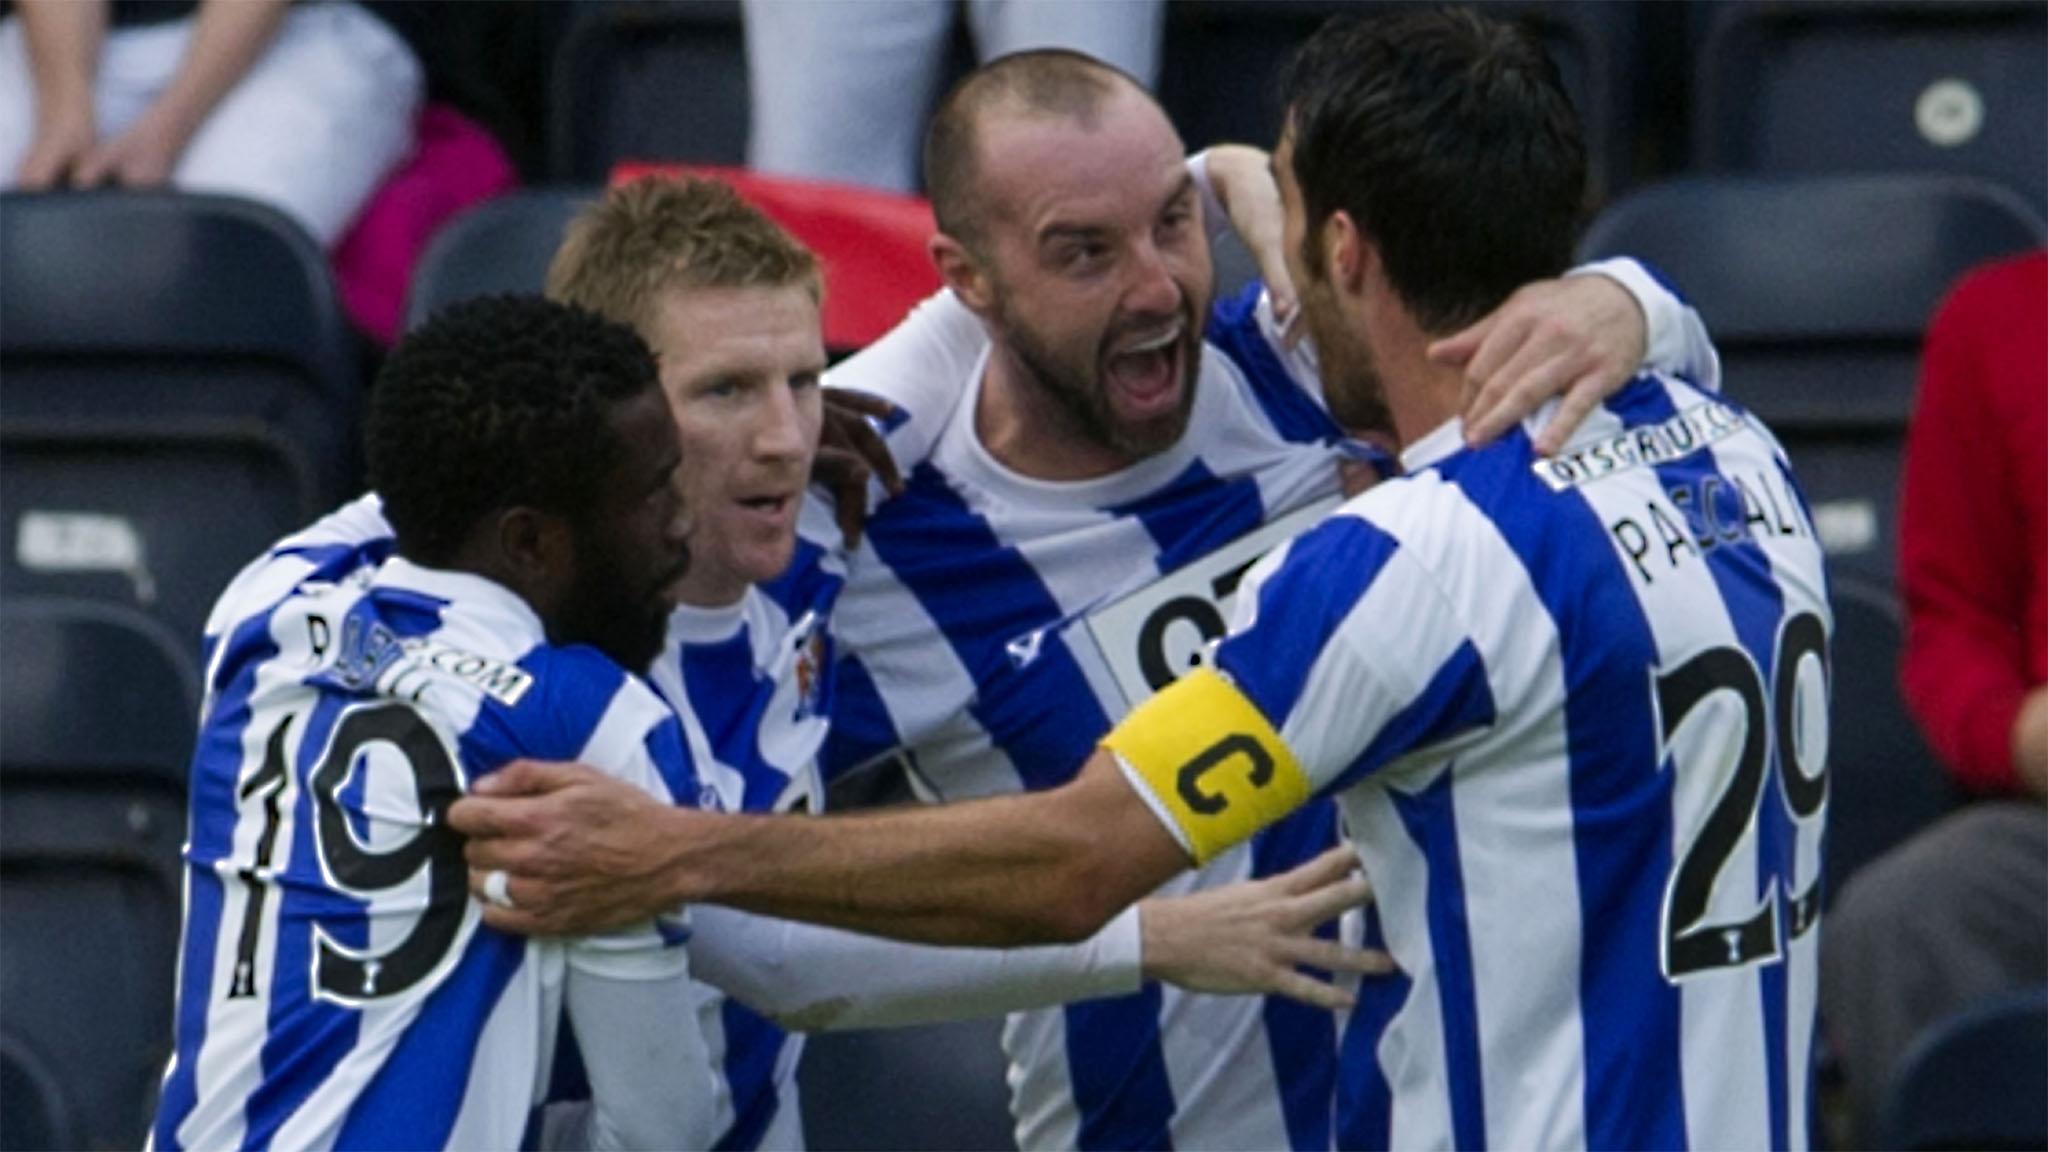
top-left (1104, 322), bottom-right (1185, 418)
top-left (737, 493), bottom-right (797, 524)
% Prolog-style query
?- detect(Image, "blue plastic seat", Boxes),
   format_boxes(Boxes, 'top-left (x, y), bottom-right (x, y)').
top-left (1578, 174), bottom-right (2046, 586)
top-left (0, 1031), bottom-right (80, 1152)
top-left (550, 1), bottom-right (749, 181)
top-left (1157, 0), bottom-right (1642, 202)
top-left (0, 597), bottom-right (199, 1149)
top-left (800, 1018), bottom-right (1015, 1151)
top-left (1822, 577), bottom-right (1958, 897)
top-left (1885, 986), bottom-right (2048, 1150)
top-left (0, 190), bottom-right (359, 646)
top-left (404, 187), bottom-right (604, 333)
top-left (1697, 0), bottom-right (2048, 214)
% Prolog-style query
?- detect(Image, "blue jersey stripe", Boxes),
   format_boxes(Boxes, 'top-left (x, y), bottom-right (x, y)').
top-left (334, 931), bottom-right (527, 1147)
top-left (1066, 986), bottom-right (1179, 1152)
top-left (245, 592), bottom-right (444, 1146)
top-left (1252, 803), bottom-right (1342, 1152)
top-left (758, 537), bottom-right (845, 620)
top-left (277, 538), bottom-right (395, 583)
top-left (862, 464), bottom-right (1111, 792)
top-left (1215, 517), bottom-right (1400, 727)
top-left (1437, 424), bottom-right (1688, 1150)
top-left (243, 691), bottom-right (360, 1149)
top-left (1335, 934), bottom-right (1407, 1152)
top-left (818, 653), bottom-right (899, 782)
top-left (155, 605), bottom-right (287, 1148)
top-left (673, 628), bottom-right (802, 1147)
top-left (714, 1001), bottom-right (785, 1152)
top-left (1328, 640), bottom-right (1498, 796)
top-left (1107, 459), bottom-right (1266, 574)
top-left (1615, 383), bottom-right (1797, 1150)
top-left (1391, 770), bottom-right (1487, 1151)
top-left (1205, 282), bottom-right (1342, 446)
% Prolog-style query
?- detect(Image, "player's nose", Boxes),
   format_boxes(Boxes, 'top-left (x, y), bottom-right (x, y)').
top-left (1123, 238), bottom-right (1183, 319)
top-left (752, 379), bottom-right (809, 463)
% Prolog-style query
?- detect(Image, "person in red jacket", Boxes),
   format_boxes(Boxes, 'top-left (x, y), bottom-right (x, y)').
top-left (1822, 250), bottom-right (2048, 1149)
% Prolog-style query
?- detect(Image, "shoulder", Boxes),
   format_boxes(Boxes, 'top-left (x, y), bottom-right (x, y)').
top-left (492, 645), bottom-right (696, 802)
top-left (825, 289), bottom-right (986, 473)
top-left (202, 493), bottom-right (395, 642)
top-left (1201, 282), bottom-right (1340, 445)
top-left (1942, 250), bottom-right (2047, 324)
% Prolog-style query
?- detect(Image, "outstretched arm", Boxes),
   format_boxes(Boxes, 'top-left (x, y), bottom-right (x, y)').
top-left (689, 844), bottom-right (1388, 1029)
top-left (561, 943), bottom-right (721, 1150)
top-left (451, 749), bottom-right (1189, 948)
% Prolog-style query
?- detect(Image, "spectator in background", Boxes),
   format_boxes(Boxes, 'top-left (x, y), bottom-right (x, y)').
top-left (0, 0), bottom-right (421, 248)
top-left (743, 0), bottom-right (1161, 193)
top-left (1822, 251), bottom-right (2048, 1149)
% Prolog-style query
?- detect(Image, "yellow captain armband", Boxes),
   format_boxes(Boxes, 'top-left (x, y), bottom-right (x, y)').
top-left (1101, 667), bottom-right (1311, 865)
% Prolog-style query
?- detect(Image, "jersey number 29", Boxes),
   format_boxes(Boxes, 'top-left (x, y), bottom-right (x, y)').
top-left (1656, 611), bottom-right (1828, 981)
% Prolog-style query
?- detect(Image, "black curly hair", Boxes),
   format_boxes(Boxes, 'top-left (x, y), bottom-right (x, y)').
top-left (368, 295), bottom-right (661, 566)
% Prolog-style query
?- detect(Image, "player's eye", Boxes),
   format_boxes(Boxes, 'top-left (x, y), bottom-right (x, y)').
top-left (1060, 243), bottom-right (1110, 273)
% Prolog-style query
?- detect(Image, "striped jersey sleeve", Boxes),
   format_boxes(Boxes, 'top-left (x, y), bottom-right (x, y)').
top-left (1104, 504), bottom-right (1496, 864)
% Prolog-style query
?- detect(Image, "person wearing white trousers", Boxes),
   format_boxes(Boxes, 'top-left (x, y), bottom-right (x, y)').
top-left (743, 0), bottom-right (1162, 193)
top-left (0, 0), bottom-right (421, 248)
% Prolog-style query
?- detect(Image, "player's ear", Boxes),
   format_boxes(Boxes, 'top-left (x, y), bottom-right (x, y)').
top-left (930, 232), bottom-right (995, 315)
top-left (1324, 210), bottom-right (1367, 296)
top-left (495, 506), bottom-right (577, 603)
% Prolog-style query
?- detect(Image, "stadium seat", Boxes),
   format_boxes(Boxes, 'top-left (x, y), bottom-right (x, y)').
top-left (0, 597), bottom-right (198, 1149)
top-left (1577, 174), bottom-right (2046, 586)
top-left (403, 186), bottom-right (604, 332)
top-left (550, 1), bottom-right (749, 181)
top-left (1157, 0), bottom-right (1642, 203)
top-left (0, 1031), bottom-right (79, 1152)
top-left (800, 1019), bottom-right (1014, 1151)
top-left (1822, 577), bottom-right (1957, 897)
top-left (1883, 986), bottom-right (2048, 1150)
top-left (0, 190), bottom-right (360, 646)
top-left (1697, 0), bottom-right (2048, 214)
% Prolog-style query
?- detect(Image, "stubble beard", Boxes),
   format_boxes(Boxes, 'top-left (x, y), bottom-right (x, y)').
top-left (996, 297), bottom-right (1200, 463)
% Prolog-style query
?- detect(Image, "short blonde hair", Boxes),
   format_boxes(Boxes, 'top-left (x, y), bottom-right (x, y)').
top-left (545, 176), bottom-right (823, 331)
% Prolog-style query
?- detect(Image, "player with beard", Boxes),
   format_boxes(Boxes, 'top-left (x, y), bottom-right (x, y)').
top-left (181, 177), bottom-right (1390, 1151)
top-left (151, 297), bottom-right (719, 1148)
top-left (807, 50), bottom-right (1718, 1152)
top-left (455, 10), bottom-right (1828, 1148)
top-left (538, 174), bottom-right (1389, 1150)
top-left (455, 47), bottom-right (1724, 1152)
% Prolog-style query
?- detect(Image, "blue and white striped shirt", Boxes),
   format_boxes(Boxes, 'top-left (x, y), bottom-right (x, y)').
top-left (649, 500), bottom-right (844, 1152)
top-left (1111, 373), bottom-right (1830, 1150)
top-left (817, 260), bottom-right (1718, 1151)
top-left (152, 554), bottom-right (714, 1149)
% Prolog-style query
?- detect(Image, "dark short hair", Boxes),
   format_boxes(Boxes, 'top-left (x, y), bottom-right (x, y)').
top-left (1281, 6), bottom-right (1586, 332)
top-left (368, 295), bottom-right (660, 565)
top-left (923, 48), bottom-right (1143, 252)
